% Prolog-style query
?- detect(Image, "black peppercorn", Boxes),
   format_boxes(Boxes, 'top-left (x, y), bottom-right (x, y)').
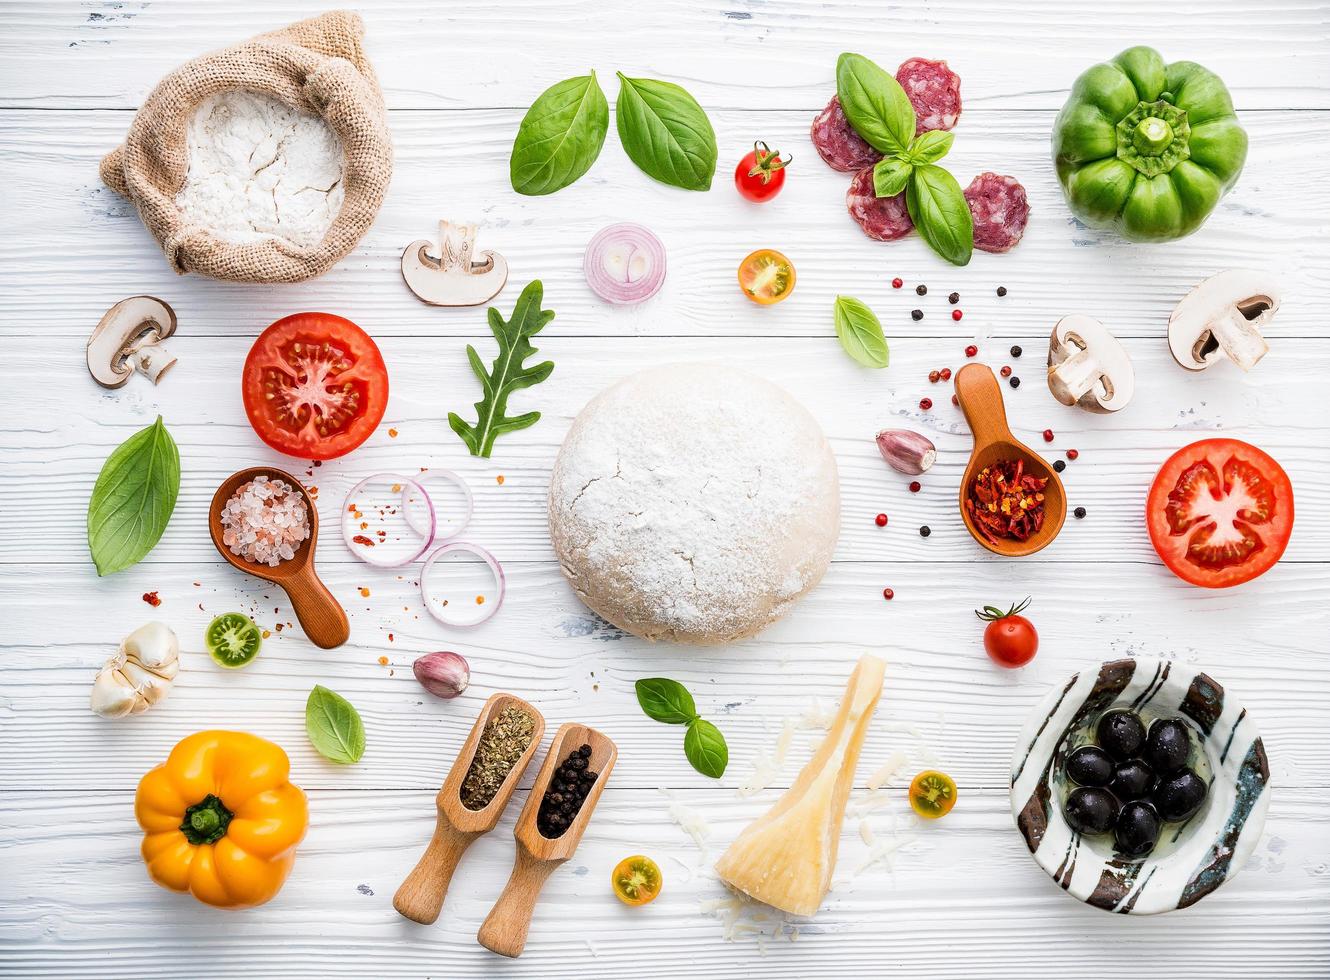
top-left (1010, 345), bottom-right (1022, 357)
top-left (911, 309), bottom-right (924, 321)
top-left (579, 744), bottom-right (592, 757)
top-left (1075, 506), bottom-right (1087, 519)
top-left (996, 286), bottom-right (1007, 297)
top-left (1009, 376), bottom-right (1021, 388)
top-left (948, 291), bottom-right (960, 304)
top-left (916, 284), bottom-right (927, 296)
top-left (919, 525), bottom-right (931, 537)
top-left (1053, 459), bottom-right (1066, 473)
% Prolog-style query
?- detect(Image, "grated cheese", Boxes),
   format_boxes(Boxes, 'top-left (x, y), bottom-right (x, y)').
top-left (866, 749), bottom-right (910, 790)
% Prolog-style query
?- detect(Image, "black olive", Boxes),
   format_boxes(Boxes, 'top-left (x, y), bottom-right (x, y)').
top-left (1146, 718), bottom-right (1192, 774)
top-left (1063, 787), bottom-right (1117, 835)
top-left (1114, 801), bottom-right (1162, 857)
top-left (1065, 745), bottom-right (1114, 787)
top-left (1096, 710), bottom-right (1146, 761)
top-left (1110, 759), bottom-right (1157, 801)
top-left (1154, 769), bottom-right (1208, 822)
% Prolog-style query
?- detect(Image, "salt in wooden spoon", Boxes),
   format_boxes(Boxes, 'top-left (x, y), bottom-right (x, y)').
top-left (394, 693), bottom-right (546, 924)
top-left (477, 722), bottom-right (617, 958)
top-left (954, 363), bottom-right (1067, 557)
top-left (207, 465), bottom-right (349, 649)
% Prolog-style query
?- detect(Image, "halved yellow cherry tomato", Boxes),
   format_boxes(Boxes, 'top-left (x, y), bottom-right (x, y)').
top-left (909, 770), bottom-right (957, 819)
top-left (737, 249), bottom-right (796, 305)
top-left (611, 854), bottom-right (662, 906)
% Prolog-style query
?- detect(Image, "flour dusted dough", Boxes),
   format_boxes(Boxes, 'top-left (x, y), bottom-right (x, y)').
top-left (175, 91), bottom-right (345, 249)
top-left (549, 364), bottom-right (840, 644)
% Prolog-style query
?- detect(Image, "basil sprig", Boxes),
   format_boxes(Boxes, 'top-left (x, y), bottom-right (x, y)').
top-left (833, 295), bottom-right (890, 368)
top-left (87, 416), bottom-right (180, 576)
top-left (837, 52), bottom-right (974, 266)
top-left (635, 677), bottom-right (729, 778)
top-left (510, 72), bottom-right (609, 196)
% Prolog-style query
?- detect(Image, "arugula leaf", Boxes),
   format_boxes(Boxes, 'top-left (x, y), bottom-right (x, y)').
top-left (635, 678), bottom-right (699, 725)
top-left (907, 165), bottom-right (974, 267)
top-left (684, 719), bottom-right (729, 778)
top-left (614, 74), bottom-right (717, 191)
top-left (833, 296), bottom-right (890, 368)
top-left (87, 416), bottom-right (180, 576)
top-left (510, 72), bottom-right (609, 196)
top-left (872, 157), bottom-right (912, 198)
top-left (835, 53), bottom-right (916, 156)
top-left (305, 685), bottom-right (365, 765)
top-left (448, 280), bottom-right (556, 458)
top-left (904, 130), bottom-right (955, 166)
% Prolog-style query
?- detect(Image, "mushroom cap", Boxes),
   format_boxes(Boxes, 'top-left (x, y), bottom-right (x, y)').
top-left (1048, 314), bottom-right (1134, 413)
top-left (87, 296), bottom-right (177, 388)
top-left (1168, 269), bottom-right (1278, 372)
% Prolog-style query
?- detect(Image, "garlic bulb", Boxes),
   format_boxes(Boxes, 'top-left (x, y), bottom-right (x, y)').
top-left (91, 622), bottom-right (180, 718)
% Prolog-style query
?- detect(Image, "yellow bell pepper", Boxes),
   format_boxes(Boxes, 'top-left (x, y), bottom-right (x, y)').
top-left (135, 730), bottom-right (308, 909)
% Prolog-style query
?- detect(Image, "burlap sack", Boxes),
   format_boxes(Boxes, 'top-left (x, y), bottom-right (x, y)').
top-left (100, 10), bottom-right (392, 284)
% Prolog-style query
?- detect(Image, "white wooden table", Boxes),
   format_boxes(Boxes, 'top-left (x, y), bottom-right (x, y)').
top-left (3, 2), bottom-right (1329, 976)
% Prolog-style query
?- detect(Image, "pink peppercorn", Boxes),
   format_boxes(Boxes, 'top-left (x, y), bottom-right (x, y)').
top-left (909, 481), bottom-right (922, 493)
top-left (951, 309), bottom-right (963, 321)
top-left (875, 513), bottom-right (888, 527)
top-left (965, 345), bottom-right (978, 357)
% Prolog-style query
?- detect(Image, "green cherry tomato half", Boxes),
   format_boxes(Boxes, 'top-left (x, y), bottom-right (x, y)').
top-left (909, 770), bottom-right (958, 819)
top-left (206, 613), bottom-right (263, 669)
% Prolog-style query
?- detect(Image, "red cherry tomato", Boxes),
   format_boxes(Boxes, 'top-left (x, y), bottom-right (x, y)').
top-left (734, 141), bottom-right (791, 202)
top-left (242, 312), bottom-right (389, 460)
top-left (976, 597), bottom-right (1038, 667)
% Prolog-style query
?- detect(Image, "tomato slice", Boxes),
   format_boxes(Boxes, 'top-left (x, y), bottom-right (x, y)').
top-left (1146, 438), bottom-right (1293, 588)
top-left (909, 770), bottom-right (957, 819)
top-left (737, 249), bottom-right (796, 304)
top-left (242, 313), bottom-right (389, 460)
top-left (611, 855), bottom-right (662, 906)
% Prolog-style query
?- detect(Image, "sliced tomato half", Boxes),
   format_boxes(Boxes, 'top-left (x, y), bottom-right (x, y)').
top-left (242, 312), bottom-right (389, 461)
top-left (1146, 438), bottom-right (1293, 588)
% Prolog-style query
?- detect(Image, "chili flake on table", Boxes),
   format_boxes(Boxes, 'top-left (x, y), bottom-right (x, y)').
top-left (966, 458), bottom-right (1047, 544)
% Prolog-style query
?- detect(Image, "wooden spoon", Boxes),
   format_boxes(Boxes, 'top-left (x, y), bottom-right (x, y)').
top-left (954, 363), bottom-right (1067, 557)
top-left (477, 723), bottom-right (617, 958)
top-left (393, 693), bottom-right (546, 925)
top-left (207, 466), bottom-right (349, 649)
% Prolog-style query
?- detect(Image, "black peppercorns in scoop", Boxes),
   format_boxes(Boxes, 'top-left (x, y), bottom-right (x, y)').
top-left (537, 744), bottom-right (598, 839)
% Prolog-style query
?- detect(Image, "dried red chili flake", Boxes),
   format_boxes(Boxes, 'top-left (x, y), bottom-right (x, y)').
top-left (965, 458), bottom-right (1048, 545)
top-left (142, 591), bottom-right (162, 607)
top-left (352, 534), bottom-right (375, 547)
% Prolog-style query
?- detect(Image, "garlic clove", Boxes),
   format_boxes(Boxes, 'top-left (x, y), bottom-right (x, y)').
top-left (413, 651), bottom-right (471, 699)
top-left (91, 664), bottom-right (142, 718)
top-left (876, 429), bottom-right (937, 475)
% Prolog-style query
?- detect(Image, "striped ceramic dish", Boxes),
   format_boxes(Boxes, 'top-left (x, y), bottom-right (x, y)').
top-left (1010, 657), bottom-right (1270, 914)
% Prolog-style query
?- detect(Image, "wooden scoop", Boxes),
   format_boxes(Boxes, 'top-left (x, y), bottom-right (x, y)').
top-left (477, 723), bottom-right (617, 958)
top-left (394, 693), bottom-right (546, 925)
top-left (207, 466), bottom-right (349, 649)
top-left (954, 363), bottom-right (1066, 557)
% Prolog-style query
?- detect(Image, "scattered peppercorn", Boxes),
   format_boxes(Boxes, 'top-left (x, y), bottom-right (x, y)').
top-left (911, 309), bottom-right (924, 321)
top-left (996, 286), bottom-right (1008, 297)
top-left (892, 277), bottom-right (904, 289)
top-left (1043, 429), bottom-right (1054, 442)
top-left (951, 309), bottom-right (964, 321)
top-left (1074, 506), bottom-right (1087, 519)
top-left (1053, 459), bottom-right (1067, 473)
top-left (940, 367), bottom-right (952, 381)
top-left (965, 344), bottom-right (978, 357)
top-left (1009, 377), bottom-right (1021, 388)
top-left (875, 513), bottom-right (888, 527)
top-left (882, 588), bottom-right (895, 600)
top-left (951, 394), bottom-right (959, 406)
top-left (919, 525), bottom-right (931, 537)
top-left (909, 481), bottom-right (922, 493)
top-left (929, 370), bottom-right (940, 383)
top-left (1066, 449), bottom-right (1080, 461)
top-left (916, 284), bottom-right (928, 296)
top-left (1010, 345), bottom-right (1022, 357)
top-left (537, 744), bottom-right (598, 839)
top-left (919, 397), bottom-right (933, 410)
top-left (1000, 365), bottom-right (1012, 378)
top-left (948, 292), bottom-right (960, 304)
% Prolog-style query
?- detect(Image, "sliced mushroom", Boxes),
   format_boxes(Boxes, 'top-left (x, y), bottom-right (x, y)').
top-left (1168, 270), bottom-right (1279, 373)
top-left (1047, 314), bottom-right (1135, 413)
top-left (401, 220), bottom-right (508, 307)
top-left (87, 296), bottom-right (178, 388)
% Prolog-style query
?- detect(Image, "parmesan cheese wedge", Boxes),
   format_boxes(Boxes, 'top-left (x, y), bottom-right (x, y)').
top-left (714, 655), bottom-right (885, 916)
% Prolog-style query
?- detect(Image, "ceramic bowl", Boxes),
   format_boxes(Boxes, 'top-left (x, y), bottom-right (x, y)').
top-left (1010, 657), bottom-right (1270, 914)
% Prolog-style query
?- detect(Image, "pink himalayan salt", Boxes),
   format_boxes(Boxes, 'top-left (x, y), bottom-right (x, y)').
top-left (220, 476), bottom-right (310, 567)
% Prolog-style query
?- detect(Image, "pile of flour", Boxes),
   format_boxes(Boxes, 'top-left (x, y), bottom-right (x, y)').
top-left (175, 90), bottom-right (345, 248)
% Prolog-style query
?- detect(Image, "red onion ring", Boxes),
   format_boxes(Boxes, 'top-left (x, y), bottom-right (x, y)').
top-left (342, 474), bottom-right (435, 568)
top-left (421, 541), bottom-right (506, 628)
top-left (583, 222), bottom-right (666, 305)
top-left (402, 470), bottom-right (473, 542)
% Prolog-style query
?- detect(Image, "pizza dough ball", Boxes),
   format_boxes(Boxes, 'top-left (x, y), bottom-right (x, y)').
top-left (548, 363), bottom-right (840, 644)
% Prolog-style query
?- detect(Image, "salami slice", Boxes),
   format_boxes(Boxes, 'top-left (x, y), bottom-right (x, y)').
top-left (811, 95), bottom-right (884, 173)
top-left (847, 167), bottom-right (914, 242)
top-left (896, 58), bottom-right (962, 135)
top-left (964, 172), bottom-right (1030, 253)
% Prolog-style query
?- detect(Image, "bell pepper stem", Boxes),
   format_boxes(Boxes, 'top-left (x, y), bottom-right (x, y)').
top-left (1133, 117), bottom-right (1174, 155)
top-left (179, 793), bottom-right (234, 845)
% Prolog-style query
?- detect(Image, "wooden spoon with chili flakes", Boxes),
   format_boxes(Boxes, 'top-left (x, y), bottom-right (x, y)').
top-left (954, 363), bottom-right (1066, 557)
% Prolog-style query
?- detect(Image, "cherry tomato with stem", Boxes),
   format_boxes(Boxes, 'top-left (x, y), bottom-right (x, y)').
top-left (734, 141), bottom-right (791, 202)
top-left (975, 596), bottom-right (1038, 667)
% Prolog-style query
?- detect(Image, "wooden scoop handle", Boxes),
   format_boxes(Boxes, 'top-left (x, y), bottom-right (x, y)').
top-left (477, 847), bottom-right (561, 958)
top-left (393, 814), bottom-right (479, 925)
top-left (281, 568), bottom-right (349, 649)
top-left (954, 363), bottom-right (1013, 449)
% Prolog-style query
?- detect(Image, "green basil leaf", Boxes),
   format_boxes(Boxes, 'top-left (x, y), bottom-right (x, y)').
top-left (905, 130), bottom-right (954, 165)
top-left (86, 416), bottom-right (180, 576)
top-left (683, 719), bottom-right (729, 778)
top-left (833, 296), bottom-right (890, 368)
top-left (836, 52), bottom-right (916, 156)
top-left (907, 164), bottom-right (974, 267)
top-left (614, 73), bottom-right (717, 191)
top-left (510, 72), bottom-right (609, 196)
top-left (873, 157), bottom-right (912, 198)
top-left (635, 677), bottom-right (699, 725)
top-left (306, 685), bottom-right (365, 764)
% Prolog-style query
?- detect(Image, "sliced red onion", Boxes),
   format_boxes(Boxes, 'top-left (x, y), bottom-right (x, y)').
top-left (584, 222), bottom-right (666, 305)
top-left (342, 474), bottom-right (435, 568)
top-left (402, 470), bottom-right (473, 541)
top-left (421, 541), bottom-right (505, 628)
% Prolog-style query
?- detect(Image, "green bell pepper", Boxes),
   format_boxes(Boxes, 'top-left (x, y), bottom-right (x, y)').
top-left (1052, 46), bottom-right (1247, 243)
